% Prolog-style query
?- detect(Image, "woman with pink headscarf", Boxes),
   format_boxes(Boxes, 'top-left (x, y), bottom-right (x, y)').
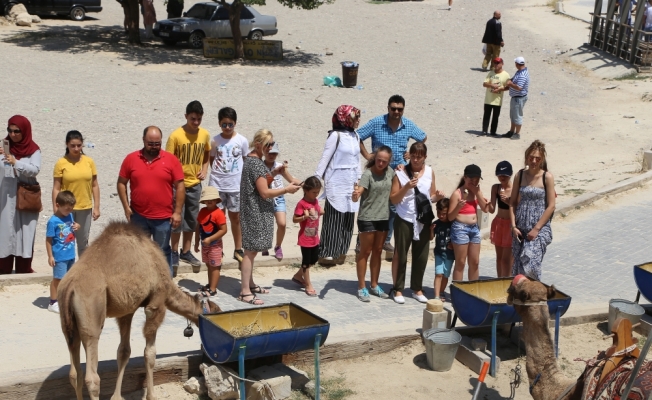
top-left (314, 105), bottom-right (362, 265)
top-left (0, 115), bottom-right (41, 274)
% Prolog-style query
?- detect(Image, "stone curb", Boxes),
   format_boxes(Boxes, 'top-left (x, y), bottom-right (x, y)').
top-left (3, 172), bottom-right (651, 287)
top-left (480, 170), bottom-right (652, 240)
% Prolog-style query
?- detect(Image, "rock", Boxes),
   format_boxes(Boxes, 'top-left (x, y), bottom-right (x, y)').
top-left (271, 364), bottom-right (309, 390)
top-left (246, 365), bottom-right (291, 400)
top-left (31, 15), bottom-right (41, 23)
top-left (295, 46), bottom-right (301, 50)
top-left (200, 363), bottom-right (239, 400)
top-left (305, 380), bottom-right (325, 394)
top-left (600, 85), bottom-right (618, 90)
top-left (623, 115), bottom-right (635, 118)
top-left (183, 376), bottom-right (207, 395)
top-left (325, 52), bottom-right (333, 56)
top-left (7, 3), bottom-right (28, 18)
top-left (15, 13), bottom-right (32, 27)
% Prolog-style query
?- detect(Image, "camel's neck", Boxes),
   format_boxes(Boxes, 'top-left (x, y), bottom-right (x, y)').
top-left (521, 305), bottom-right (576, 400)
top-left (165, 287), bottom-right (202, 324)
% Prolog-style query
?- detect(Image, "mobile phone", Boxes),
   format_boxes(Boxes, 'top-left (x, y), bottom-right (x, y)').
top-left (2, 139), bottom-right (9, 157)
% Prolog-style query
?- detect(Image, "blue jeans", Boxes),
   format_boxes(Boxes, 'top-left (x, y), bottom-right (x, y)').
top-left (386, 202), bottom-right (396, 244)
top-left (130, 211), bottom-right (173, 277)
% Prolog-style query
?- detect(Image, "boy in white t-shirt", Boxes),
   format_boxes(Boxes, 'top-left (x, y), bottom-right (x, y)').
top-left (208, 107), bottom-right (249, 263)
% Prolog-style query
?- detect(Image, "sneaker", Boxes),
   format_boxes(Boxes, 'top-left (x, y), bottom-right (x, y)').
top-left (274, 246), bottom-right (283, 261)
top-left (503, 131), bottom-right (514, 138)
top-left (448, 5), bottom-right (451, 10)
top-left (262, 249), bottom-right (269, 256)
top-left (48, 301), bottom-right (60, 313)
top-left (412, 293), bottom-right (428, 303)
top-left (318, 257), bottom-right (335, 266)
top-left (382, 242), bottom-right (394, 253)
top-left (369, 285), bottom-right (389, 299)
top-left (490, 132), bottom-right (498, 137)
top-left (233, 249), bottom-right (244, 263)
top-left (336, 254), bottom-right (347, 265)
top-left (357, 288), bottom-right (371, 302)
top-left (391, 290), bottom-right (405, 304)
top-left (180, 250), bottom-right (201, 267)
top-left (510, 133), bottom-right (521, 140)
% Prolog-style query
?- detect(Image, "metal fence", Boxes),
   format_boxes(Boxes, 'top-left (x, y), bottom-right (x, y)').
top-left (589, 0), bottom-right (652, 71)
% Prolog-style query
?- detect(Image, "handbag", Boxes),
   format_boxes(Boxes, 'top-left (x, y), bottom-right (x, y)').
top-left (406, 166), bottom-right (433, 225)
top-left (16, 182), bottom-right (43, 212)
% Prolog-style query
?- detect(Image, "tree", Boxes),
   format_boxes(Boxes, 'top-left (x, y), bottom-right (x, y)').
top-left (116, 0), bottom-right (143, 45)
top-left (217, 0), bottom-right (333, 59)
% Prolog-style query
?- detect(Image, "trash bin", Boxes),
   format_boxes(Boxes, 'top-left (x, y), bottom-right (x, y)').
top-left (423, 328), bottom-right (462, 372)
top-left (341, 61), bottom-right (359, 88)
top-left (608, 299), bottom-right (645, 332)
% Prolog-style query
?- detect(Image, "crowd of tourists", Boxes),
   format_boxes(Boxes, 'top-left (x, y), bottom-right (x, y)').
top-left (0, 93), bottom-right (556, 310)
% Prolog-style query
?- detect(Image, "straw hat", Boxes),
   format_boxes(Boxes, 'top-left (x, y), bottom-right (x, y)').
top-left (200, 186), bottom-right (221, 203)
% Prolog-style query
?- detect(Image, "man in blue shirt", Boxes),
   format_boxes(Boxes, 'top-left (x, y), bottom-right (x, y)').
top-left (504, 57), bottom-right (530, 140)
top-left (358, 95), bottom-right (427, 252)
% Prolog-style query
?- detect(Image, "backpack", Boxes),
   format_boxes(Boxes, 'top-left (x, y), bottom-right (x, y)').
top-left (519, 169), bottom-right (555, 221)
top-left (406, 166), bottom-right (434, 225)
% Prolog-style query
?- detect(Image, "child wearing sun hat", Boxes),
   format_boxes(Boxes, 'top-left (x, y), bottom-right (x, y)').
top-left (194, 186), bottom-right (228, 297)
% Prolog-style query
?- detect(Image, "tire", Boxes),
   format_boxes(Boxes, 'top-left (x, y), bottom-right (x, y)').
top-left (248, 30), bottom-right (263, 41)
top-left (70, 6), bottom-right (85, 21)
top-left (188, 31), bottom-right (205, 49)
top-left (162, 39), bottom-right (177, 46)
top-left (4, 3), bottom-right (16, 16)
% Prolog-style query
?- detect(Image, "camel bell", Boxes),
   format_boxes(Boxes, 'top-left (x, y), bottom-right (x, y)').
top-left (184, 326), bottom-right (194, 338)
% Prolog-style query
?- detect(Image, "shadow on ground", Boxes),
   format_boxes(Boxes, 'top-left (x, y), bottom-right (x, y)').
top-left (2, 24), bottom-right (324, 67)
top-left (33, 296), bottom-right (50, 309)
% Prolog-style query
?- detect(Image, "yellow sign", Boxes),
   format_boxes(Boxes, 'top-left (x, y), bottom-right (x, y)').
top-left (203, 38), bottom-right (283, 61)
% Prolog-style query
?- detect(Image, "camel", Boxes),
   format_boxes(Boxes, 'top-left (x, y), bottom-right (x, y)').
top-left (508, 274), bottom-right (652, 400)
top-left (58, 221), bottom-right (221, 400)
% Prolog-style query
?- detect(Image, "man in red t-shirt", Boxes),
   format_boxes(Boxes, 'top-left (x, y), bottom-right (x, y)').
top-left (117, 126), bottom-right (185, 277)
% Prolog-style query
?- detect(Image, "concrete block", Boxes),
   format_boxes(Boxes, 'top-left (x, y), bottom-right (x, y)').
top-left (422, 308), bottom-right (452, 336)
top-left (644, 151), bottom-right (652, 171)
top-left (271, 364), bottom-right (309, 390)
top-left (471, 338), bottom-right (487, 352)
top-left (634, 312), bottom-right (652, 337)
top-left (455, 336), bottom-right (499, 375)
top-left (246, 365), bottom-right (292, 400)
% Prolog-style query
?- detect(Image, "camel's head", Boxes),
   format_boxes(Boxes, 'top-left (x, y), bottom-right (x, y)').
top-left (507, 274), bottom-right (556, 307)
top-left (194, 294), bottom-right (221, 314)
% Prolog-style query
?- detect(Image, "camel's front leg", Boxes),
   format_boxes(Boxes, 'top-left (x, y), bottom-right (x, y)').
top-left (111, 313), bottom-right (134, 400)
top-left (143, 306), bottom-right (166, 400)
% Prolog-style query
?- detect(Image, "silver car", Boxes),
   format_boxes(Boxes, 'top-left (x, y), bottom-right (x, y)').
top-left (153, 2), bottom-right (278, 48)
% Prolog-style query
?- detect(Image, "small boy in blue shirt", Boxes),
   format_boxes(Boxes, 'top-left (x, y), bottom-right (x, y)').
top-left (430, 198), bottom-right (455, 301)
top-left (46, 190), bottom-right (80, 314)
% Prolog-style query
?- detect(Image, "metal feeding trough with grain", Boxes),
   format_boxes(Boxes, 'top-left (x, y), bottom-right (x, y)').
top-left (633, 262), bottom-right (652, 303)
top-left (450, 278), bottom-right (572, 376)
top-left (199, 303), bottom-right (330, 400)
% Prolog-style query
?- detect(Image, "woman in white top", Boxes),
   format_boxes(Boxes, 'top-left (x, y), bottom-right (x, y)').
top-left (389, 142), bottom-right (443, 304)
top-left (314, 105), bottom-right (362, 265)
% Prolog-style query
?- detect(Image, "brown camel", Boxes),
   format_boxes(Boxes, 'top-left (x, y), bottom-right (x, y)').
top-left (508, 274), bottom-right (652, 400)
top-left (58, 221), bottom-right (221, 400)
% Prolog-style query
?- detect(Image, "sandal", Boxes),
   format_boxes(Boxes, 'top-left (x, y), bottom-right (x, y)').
top-left (238, 293), bottom-right (264, 305)
top-left (292, 277), bottom-right (306, 287)
top-left (250, 285), bottom-right (270, 294)
top-left (305, 288), bottom-right (317, 297)
top-left (201, 288), bottom-right (218, 297)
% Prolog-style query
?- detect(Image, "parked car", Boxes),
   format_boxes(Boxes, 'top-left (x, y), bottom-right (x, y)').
top-left (153, 2), bottom-right (278, 48)
top-left (1, 0), bottom-right (102, 20)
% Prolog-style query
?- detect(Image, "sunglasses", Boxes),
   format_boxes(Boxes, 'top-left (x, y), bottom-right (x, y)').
top-left (7, 128), bottom-right (21, 134)
top-left (265, 141), bottom-right (276, 148)
top-left (221, 123), bottom-right (234, 129)
top-left (147, 142), bottom-right (162, 147)
top-left (390, 107), bottom-right (404, 112)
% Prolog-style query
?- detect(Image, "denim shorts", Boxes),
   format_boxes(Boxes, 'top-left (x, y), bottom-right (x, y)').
top-left (451, 221), bottom-right (481, 245)
top-left (53, 259), bottom-right (75, 279)
top-left (434, 253), bottom-right (454, 278)
top-left (273, 195), bottom-right (286, 213)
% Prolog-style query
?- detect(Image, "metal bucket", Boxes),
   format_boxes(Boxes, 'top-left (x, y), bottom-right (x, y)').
top-left (423, 328), bottom-right (461, 372)
top-left (608, 298), bottom-right (645, 332)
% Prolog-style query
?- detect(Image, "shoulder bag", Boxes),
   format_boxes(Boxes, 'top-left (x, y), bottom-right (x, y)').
top-left (16, 181), bottom-right (43, 213)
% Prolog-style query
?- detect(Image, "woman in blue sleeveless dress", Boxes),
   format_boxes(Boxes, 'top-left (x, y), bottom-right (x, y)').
top-left (509, 140), bottom-right (556, 280)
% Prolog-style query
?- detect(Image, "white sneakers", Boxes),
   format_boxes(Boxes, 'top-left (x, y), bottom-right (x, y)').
top-left (392, 294), bottom-right (405, 304)
top-left (412, 293), bottom-right (428, 303)
top-left (48, 302), bottom-right (60, 313)
top-left (391, 291), bottom-right (429, 304)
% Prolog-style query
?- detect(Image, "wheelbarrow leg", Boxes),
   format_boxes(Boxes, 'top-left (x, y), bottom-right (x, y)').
top-left (491, 311), bottom-right (500, 377)
top-left (239, 345), bottom-right (246, 400)
top-left (554, 306), bottom-right (562, 358)
top-left (636, 290), bottom-right (641, 304)
top-left (314, 334), bottom-right (322, 400)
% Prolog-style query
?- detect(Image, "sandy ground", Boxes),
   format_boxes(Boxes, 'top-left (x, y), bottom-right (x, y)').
top-left (0, 0), bottom-right (651, 272)
top-left (113, 321), bottom-right (652, 400)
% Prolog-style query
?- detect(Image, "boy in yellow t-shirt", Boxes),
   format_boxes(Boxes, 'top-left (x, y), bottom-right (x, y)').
top-left (165, 100), bottom-right (211, 275)
top-left (482, 57), bottom-right (511, 136)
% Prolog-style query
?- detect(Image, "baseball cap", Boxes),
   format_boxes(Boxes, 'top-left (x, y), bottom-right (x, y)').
top-left (492, 57), bottom-right (503, 64)
top-left (199, 186), bottom-right (221, 203)
top-left (495, 160), bottom-right (513, 176)
top-left (514, 56), bottom-right (526, 65)
top-left (269, 142), bottom-right (280, 154)
top-left (464, 164), bottom-right (483, 179)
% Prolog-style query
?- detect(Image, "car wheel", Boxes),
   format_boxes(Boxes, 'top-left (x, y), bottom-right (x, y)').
top-left (4, 3), bottom-right (16, 16)
top-left (188, 31), bottom-right (205, 49)
top-left (162, 39), bottom-right (177, 46)
top-left (248, 30), bottom-right (263, 41)
top-left (70, 6), bottom-right (85, 21)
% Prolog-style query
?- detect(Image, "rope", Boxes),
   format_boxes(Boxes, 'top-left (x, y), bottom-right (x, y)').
top-left (223, 369), bottom-right (278, 400)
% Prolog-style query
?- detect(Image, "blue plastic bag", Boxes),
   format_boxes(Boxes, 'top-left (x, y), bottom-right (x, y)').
top-left (323, 76), bottom-right (343, 87)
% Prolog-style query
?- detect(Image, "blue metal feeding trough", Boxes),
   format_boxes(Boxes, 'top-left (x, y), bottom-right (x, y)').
top-left (450, 278), bottom-right (572, 376)
top-left (633, 262), bottom-right (652, 303)
top-left (199, 303), bottom-right (330, 400)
